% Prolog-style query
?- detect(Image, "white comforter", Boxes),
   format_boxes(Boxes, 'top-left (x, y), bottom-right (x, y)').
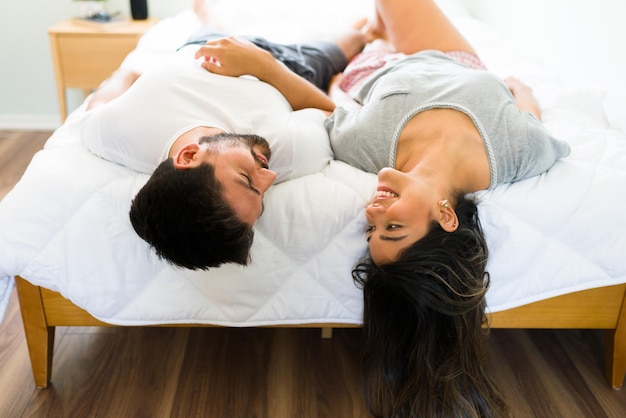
top-left (0, 1), bottom-right (625, 326)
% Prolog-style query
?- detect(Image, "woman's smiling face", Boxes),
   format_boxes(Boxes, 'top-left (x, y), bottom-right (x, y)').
top-left (365, 167), bottom-right (436, 265)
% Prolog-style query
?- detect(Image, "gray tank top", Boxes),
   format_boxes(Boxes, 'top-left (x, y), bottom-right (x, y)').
top-left (325, 50), bottom-right (570, 189)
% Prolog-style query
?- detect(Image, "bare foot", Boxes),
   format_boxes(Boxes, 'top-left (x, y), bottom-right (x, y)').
top-left (353, 17), bottom-right (368, 30)
top-left (360, 15), bottom-right (388, 43)
top-left (193, 0), bottom-right (213, 25)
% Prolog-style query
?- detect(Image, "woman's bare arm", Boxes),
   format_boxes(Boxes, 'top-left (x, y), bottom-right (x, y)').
top-left (195, 37), bottom-right (336, 112)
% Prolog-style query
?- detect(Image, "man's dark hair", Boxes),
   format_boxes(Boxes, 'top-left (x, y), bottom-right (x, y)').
top-left (129, 158), bottom-right (254, 270)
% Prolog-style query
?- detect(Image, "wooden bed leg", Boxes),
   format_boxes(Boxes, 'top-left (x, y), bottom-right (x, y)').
top-left (605, 290), bottom-right (626, 389)
top-left (15, 276), bottom-right (55, 388)
top-left (321, 327), bottom-right (333, 339)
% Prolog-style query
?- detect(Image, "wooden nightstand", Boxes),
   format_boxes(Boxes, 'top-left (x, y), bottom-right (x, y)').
top-left (48, 18), bottom-right (158, 121)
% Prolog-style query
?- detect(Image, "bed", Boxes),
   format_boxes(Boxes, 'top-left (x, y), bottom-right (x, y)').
top-left (1, 0), bottom-right (625, 389)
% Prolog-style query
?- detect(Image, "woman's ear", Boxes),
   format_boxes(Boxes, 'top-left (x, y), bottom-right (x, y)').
top-left (438, 199), bottom-right (459, 232)
top-left (173, 143), bottom-right (201, 169)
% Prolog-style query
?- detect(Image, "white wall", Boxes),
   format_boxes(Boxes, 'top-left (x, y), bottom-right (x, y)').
top-left (1, 0), bottom-right (624, 130)
top-left (465, 0), bottom-right (626, 99)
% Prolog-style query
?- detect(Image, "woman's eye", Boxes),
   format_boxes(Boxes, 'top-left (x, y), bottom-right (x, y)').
top-left (365, 225), bottom-right (374, 242)
top-left (386, 224), bottom-right (401, 231)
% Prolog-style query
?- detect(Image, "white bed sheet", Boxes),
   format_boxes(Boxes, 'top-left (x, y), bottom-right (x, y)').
top-left (0, 1), bottom-right (625, 326)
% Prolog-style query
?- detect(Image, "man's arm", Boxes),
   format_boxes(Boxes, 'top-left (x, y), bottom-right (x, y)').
top-left (195, 37), bottom-right (336, 113)
top-left (87, 69), bottom-right (142, 110)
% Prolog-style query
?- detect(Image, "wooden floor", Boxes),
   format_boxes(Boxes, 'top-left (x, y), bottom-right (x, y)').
top-left (1, 130), bottom-right (625, 417)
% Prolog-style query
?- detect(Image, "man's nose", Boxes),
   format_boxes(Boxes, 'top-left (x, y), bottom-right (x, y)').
top-left (257, 168), bottom-right (277, 193)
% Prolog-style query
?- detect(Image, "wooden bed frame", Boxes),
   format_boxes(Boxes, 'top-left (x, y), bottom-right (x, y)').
top-left (15, 275), bottom-right (626, 389)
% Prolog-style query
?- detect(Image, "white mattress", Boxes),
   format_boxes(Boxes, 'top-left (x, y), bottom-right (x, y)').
top-left (0, 1), bottom-right (625, 326)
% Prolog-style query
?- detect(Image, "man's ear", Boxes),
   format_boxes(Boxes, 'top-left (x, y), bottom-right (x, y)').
top-left (438, 199), bottom-right (459, 233)
top-left (173, 143), bottom-right (201, 169)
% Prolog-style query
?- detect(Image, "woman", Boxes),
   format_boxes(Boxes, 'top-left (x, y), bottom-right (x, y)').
top-left (327, 1), bottom-right (568, 415)
top-left (197, 0), bottom-right (569, 415)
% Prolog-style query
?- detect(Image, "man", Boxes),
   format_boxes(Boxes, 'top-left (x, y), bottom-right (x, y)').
top-left (81, 26), bottom-right (365, 270)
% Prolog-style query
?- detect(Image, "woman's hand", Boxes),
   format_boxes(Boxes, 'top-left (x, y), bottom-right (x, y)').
top-left (505, 77), bottom-right (542, 120)
top-left (194, 36), bottom-right (276, 79)
top-left (328, 74), bottom-right (362, 111)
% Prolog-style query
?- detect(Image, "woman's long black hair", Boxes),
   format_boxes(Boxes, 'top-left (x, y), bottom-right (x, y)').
top-left (353, 193), bottom-right (509, 418)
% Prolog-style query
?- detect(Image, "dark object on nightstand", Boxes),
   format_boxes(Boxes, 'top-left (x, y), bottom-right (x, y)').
top-left (130, 0), bottom-right (148, 20)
